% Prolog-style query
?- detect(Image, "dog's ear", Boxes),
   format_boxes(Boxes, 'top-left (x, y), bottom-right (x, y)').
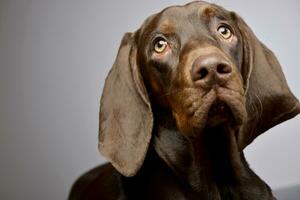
top-left (99, 33), bottom-right (153, 177)
top-left (231, 13), bottom-right (300, 150)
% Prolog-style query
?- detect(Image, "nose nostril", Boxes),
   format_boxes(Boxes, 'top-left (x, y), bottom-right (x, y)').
top-left (216, 64), bottom-right (232, 74)
top-left (198, 67), bottom-right (209, 80)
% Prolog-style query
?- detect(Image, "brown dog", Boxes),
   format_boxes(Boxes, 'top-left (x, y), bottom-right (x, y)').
top-left (69, 1), bottom-right (299, 199)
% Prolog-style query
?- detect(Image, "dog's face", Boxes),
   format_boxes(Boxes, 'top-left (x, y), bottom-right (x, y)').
top-left (137, 2), bottom-right (246, 137)
top-left (99, 1), bottom-right (299, 177)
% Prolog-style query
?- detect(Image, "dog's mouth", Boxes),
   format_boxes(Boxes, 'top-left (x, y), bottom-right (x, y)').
top-left (172, 86), bottom-right (247, 137)
top-left (204, 87), bottom-right (247, 130)
top-left (206, 100), bottom-right (232, 127)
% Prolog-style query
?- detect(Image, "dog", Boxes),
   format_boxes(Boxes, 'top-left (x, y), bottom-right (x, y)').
top-left (69, 1), bottom-right (299, 199)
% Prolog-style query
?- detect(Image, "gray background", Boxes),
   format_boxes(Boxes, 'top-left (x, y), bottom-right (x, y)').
top-left (0, 0), bottom-right (299, 199)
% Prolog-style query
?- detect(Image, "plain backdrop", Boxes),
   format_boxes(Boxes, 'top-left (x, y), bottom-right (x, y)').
top-left (0, 0), bottom-right (299, 199)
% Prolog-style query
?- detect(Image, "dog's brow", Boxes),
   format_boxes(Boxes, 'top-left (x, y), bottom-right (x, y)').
top-left (199, 5), bottom-right (217, 19)
top-left (159, 19), bottom-right (175, 34)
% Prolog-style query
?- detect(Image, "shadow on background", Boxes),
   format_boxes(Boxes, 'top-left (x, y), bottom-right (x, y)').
top-left (274, 184), bottom-right (300, 200)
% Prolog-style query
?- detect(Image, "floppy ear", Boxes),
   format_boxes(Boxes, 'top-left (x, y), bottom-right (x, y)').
top-left (232, 13), bottom-right (300, 150)
top-left (98, 33), bottom-right (153, 177)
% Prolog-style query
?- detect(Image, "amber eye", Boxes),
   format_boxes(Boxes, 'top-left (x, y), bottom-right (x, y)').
top-left (217, 26), bottom-right (233, 39)
top-left (154, 38), bottom-right (168, 53)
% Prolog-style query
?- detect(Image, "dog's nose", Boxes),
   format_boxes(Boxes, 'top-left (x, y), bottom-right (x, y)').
top-left (191, 54), bottom-right (232, 86)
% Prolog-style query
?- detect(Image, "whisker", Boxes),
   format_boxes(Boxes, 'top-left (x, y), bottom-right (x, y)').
top-left (254, 94), bottom-right (263, 119)
top-left (157, 88), bottom-right (181, 98)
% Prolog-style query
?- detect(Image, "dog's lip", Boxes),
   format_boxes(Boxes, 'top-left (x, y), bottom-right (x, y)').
top-left (188, 86), bottom-right (246, 128)
top-left (208, 100), bottom-right (228, 116)
top-left (206, 100), bottom-right (231, 127)
top-left (216, 87), bottom-right (247, 126)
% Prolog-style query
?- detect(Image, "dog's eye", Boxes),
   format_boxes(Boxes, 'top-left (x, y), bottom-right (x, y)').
top-left (154, 39), bottom-right (168, 53)
top-left (217, 26), bottom-right (233, 39)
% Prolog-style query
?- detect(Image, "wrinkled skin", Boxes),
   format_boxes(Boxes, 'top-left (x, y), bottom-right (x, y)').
top-left (133, 2), bottom-right (269, 198)
top-left (69, 1), bottom-right (299, 200)
top-left (137, 3), bottom-right (246, 138)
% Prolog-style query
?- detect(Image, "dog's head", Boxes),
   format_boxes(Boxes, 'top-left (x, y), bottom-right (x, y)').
top-left (99, 1), bottom-right (300, 177)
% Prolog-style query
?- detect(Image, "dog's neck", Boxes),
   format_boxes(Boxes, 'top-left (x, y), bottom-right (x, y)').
top-left (152, 108), bottom-right (246, 193)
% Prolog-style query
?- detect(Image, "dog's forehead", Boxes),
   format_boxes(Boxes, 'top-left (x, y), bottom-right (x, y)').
top-left (139, 1), bottom-right (229, 37)
top-left (161, 1), bottom-right (214, 18)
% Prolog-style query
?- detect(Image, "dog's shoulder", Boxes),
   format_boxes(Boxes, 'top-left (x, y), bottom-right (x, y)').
top-left (69, 163), bottom-right (124, 200)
